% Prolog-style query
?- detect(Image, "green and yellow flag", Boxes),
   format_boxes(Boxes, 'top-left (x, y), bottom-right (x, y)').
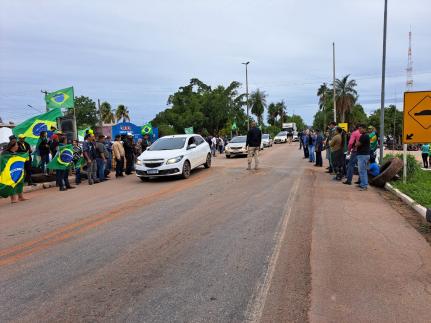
top-left (184, 127), bottom-right (194, 134)
top-left (231, 121), bottom-right (237, 130)
top-left (13, 109), bottom-right (63, 146)
top-left (45, 87), bottom-right (74, 109)
top-left (142, 122), bottom-right (153, 135)
top-left (47, 144), bottom-right (74, 170)
top-left (0, 152), bottom-right (28, 198)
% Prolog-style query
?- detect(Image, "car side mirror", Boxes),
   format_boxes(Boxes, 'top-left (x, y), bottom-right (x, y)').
top-left (188, 143), bottom-right (197, 150)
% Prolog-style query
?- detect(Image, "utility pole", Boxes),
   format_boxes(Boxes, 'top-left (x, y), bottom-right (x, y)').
top-left (98, 99), bottom-right (102, 128)
top-left (332, 43), bottom-right (337, 123)
top-left (242, 61), bottom-right (250, 130)
top-left (41, 90), bottom-right (49, 112)
top-left (379, 0), bottom-right (388, 165)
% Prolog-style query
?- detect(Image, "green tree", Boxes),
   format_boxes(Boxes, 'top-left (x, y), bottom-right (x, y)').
top-left (100, 101), bottom-right (116, 124)
top-left (317, 82), bottom-right (331, 129)
top-left (335, 75), bottom-right (358, 122)
top-left (70, 96), bottom-right (98, 129)
top-left (250, 89), bottom-right (267, 125)
top-left (267, 103), bottom-right (278, 126)
top-left (346, 104), bottom-right (368, 128)
top-left (369, 105), bottom-right (403, 144)
top-left (116, 105), bottom-right (130, 122)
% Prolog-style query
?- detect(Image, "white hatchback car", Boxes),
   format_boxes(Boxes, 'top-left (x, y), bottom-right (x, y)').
top-left (274, 131), bottom-right (288, 144)
top-left (135, 134), bottom-right (211, 180)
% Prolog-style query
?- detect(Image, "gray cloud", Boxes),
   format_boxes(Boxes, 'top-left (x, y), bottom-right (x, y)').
top-left (1, 0), bottom-right (430, 125)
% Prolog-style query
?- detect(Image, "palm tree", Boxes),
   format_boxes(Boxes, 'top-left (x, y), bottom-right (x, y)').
top-left (335, 75), bottom-right (358, 122)
top-left (115, 104), bottom-right (130, 123)
top-left (250, 89), bottom-right (267, 125)
top-left (275, 100), bottom-right (286, 126)
top-left (100, 101), bottom-right (116, 124)
top-left (267, 103), bottom-right (278, 125)
top-left (317, 83), bottom-right (330, 130)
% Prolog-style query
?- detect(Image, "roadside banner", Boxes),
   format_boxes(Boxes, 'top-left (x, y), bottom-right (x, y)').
top-left (12, 109), bottom-right (63, 145)
top-left (338, 123), bottom-right (348, 132)
top-left (184, 127), bottom-right (194, 134)
top-left (45, 87), bottom-right (75, 110)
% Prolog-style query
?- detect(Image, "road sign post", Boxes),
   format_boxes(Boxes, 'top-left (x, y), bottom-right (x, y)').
top-left (402, 91), bottom-right (431, 183)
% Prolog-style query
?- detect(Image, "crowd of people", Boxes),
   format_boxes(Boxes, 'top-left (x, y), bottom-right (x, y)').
top-left (1, 129), bottom-right (154, 203)
top-left (298, 122), bottom-right (381, 191)
top-left (205, 135), bottom-right (227, 157)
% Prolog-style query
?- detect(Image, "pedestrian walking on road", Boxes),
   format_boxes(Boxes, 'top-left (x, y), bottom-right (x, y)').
top-left (83, 134), bottom-right (98, 185)
top-left (246, 121), bottom-right (262, 170)
top-left (211, 136), bottom-right (217, 157)
top-left (112, 135), bottom-right (125, 178)
top-left (356, 124), bottom-right (371, 191)
top-left (421, 143), bottom-right (430, 168)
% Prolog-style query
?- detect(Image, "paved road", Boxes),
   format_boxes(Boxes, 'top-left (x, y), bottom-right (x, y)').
top-left (0, 143), bottom-right (311, 322)
top-left (1, 143), bottom-right (431, 323)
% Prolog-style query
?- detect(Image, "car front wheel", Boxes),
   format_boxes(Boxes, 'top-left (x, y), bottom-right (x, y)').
top-left (204, 154), bottom-right (212, 168)
top-left (181, 160), bottom-right (191, 179)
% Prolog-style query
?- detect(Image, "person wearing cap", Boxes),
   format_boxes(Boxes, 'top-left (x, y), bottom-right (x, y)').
top-left (17, 134), bottom-right (35, 186)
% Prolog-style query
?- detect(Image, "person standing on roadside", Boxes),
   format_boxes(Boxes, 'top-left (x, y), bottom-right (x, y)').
top-left (96, 135), bottom-right (108, 181)
top-left (246, 121), bottom-right (262, 170)
top-left (325, 122), bottom-right (337, 173)
top-left (329, 127), bottom-right (343, 180)
top-left (104, 136), bottom-right (113, 172)
top-left (356, 124), bottom-right (371, 191)
top-left (112, 134), bottom-right (125, 177)
top-left (211, 136), bottom-right (217, 157)
top-left (55, 136), bottom-right (75, 191)
top-left (315, 130), bottom-right (324, 167)
top-left (123, 134), bottom-right (135, 175)
top-left (17, 134), bottom-right (35, 186)
top-left (37, 131), bottom-right (50, 175)
top-left (308, 130), bottom-right (316, 163)
top-left (83, 134), bottom-right (98, 185)
top-left (421, 143), bottom-right (430, 168)
top-left (343, 124), bottom-right (361, 185)
top-left (72, 139), bottom-right (83, 185)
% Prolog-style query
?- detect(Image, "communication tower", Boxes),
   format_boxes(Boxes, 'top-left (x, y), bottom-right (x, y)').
top-left (406, 28), bottom-right (413, 91)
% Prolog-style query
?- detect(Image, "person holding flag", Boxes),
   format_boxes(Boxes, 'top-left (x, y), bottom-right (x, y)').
top-left (0, 141), bottom-right (29, 203)
top-left (48, 136), bottom-right (75, 191)
top-left (17, 134), bottom-right (35, 186)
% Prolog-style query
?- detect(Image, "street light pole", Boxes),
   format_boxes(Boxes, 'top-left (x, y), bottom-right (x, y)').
top-left (379, 0), bottom-right (388, 165)
top-left (242, 61), bottom-right (250, 130)
top-left (332, 42), bottom-right (337, 123)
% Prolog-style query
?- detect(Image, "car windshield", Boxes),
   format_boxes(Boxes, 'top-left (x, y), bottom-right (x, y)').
top-left (276, 132), bottom-right (287, 136)
top-left (148, 137), bottom-right (186, 150)
top-left (230, 136), bottom-right (246, 143)
top-left (262, 134), bottom-right (269, 139)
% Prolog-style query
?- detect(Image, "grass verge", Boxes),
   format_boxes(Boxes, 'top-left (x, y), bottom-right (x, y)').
top-left (391, 169), bottom-right (431, 208)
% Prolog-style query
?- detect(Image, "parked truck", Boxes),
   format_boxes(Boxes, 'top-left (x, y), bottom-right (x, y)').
top-left (282, 123), bottom-right (298, 141)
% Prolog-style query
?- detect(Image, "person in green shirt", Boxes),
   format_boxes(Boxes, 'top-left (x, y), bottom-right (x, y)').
top-left (421, 143), bottom-right (430, 168)
top-left (368, 126), bottom-right (378, 155)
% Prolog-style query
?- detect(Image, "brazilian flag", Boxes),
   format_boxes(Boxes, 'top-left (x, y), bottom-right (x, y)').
top-left (184, 127), bottom-right (194, 134)
top-left (47, 144), bottom-right (74, 170)
top-left (142, 122), bottom-right (153, 135)
top-left (231, 121), bottom-right (237, 130)
top-left (45, 87), bottom-right (74, 110)
top-left (0, 152), bottom-right (28, 198)
top-left (13, 109), bottom-right (63, 146)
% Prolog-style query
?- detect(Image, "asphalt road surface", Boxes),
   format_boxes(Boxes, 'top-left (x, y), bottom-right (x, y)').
top-left (1, 143), bottom-right (431, 322)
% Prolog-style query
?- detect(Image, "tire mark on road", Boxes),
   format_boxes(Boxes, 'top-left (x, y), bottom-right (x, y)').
top-left (0, 171), bottom-right (211, 267)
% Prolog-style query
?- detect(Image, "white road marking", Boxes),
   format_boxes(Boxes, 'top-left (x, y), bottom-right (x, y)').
top-left (245, 174), bottom-right (302, 323)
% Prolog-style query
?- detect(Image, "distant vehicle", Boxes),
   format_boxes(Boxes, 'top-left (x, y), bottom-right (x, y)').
top-left (135, 134), bottom-right (211, 180)
top-left (274, 131), bottom-right (288, 144)
top-left (225, 136), bottom-right (248, 158)
top-left (282, 122), bottom-right (299, 141)
top-left (262, 134), bottom-right (273, 148)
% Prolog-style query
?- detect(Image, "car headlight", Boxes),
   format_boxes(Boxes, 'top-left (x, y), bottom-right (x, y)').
top-left (166, 155), bottom-right (183, 164)
top-left (136, 160), bottom-right (143, 165)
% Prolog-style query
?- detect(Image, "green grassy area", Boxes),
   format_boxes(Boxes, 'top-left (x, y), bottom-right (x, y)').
top-left (391, 169), bottom-right (431, 209)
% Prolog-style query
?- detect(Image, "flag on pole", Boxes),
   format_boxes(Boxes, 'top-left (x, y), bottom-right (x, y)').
top-left (45, 87), bottom-right (74, 109)
top-left (0, 152), bottom-right (28, 198)
top-left (47, 144), bottom-right (74, 170)
top-left (184, 127), bottom-right (194, 134)
top-left (141, 122), bottom-right (153, 135)
top-left (12, 109), bottom-right (63, 146)
top-left (231, 121), bottom-right (237, 130)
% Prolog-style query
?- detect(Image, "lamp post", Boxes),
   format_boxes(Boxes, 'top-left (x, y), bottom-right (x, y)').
top-left (242, 61), bottom-right (250, 130)
top-left (379, 0), bottom-right (388, 165)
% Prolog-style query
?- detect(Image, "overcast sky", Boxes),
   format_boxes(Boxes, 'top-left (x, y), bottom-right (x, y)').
top-left (1, 0), bottom-right (430, 125)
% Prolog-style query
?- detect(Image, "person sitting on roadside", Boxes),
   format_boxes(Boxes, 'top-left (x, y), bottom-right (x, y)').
top-left (368, 156), bottom-right (380, 178)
